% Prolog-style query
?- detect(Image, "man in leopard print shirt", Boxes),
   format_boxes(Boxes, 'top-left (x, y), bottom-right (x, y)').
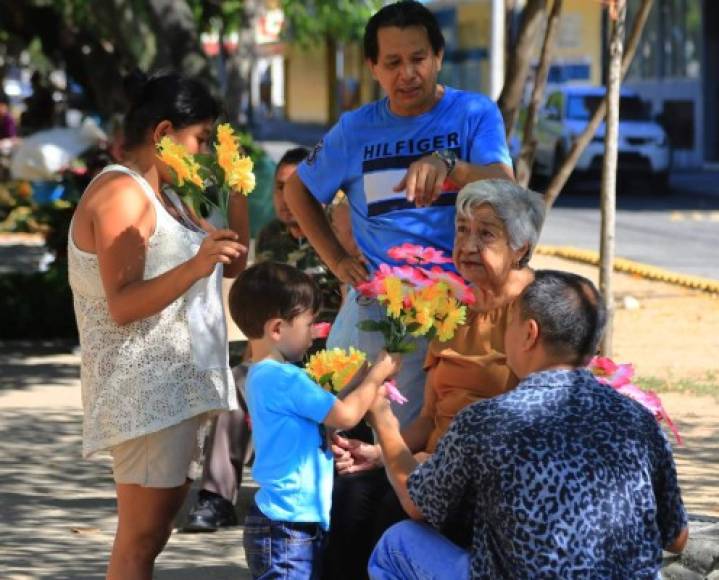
top-left (367, 270), bottom-right (688, 579)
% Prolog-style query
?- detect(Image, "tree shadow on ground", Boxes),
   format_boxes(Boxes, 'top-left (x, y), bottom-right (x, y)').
top-left (0, 341), bottom-right (79, 393)
top-left (0, 408), bottom-right (251, 579)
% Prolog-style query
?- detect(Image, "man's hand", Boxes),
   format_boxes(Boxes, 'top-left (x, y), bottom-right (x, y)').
top-left (366, 385), bottom-right (395, 430)
top-left (393, 154), bottom-right (449, 208)
top-left (331, 433), bottom-right (382, 475)
top-left (332, 253), bottom-right (369, 287)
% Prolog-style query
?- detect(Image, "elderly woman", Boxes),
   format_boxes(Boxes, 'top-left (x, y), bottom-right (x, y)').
top-left (323, 179), bottom-right (545, 580)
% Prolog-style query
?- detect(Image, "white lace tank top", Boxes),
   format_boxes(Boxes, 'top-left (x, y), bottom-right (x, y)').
top-left (68, 164), bottom-right (237, 458)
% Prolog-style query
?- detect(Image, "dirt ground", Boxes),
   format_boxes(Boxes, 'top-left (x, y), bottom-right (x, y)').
top-left (532, 254), bottom-right (719, 517)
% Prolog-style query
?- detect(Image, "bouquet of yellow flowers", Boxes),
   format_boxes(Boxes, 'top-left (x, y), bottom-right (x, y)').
top-left (306, 347), bottom-right (408, 404)
top-left (156, 123), bottom-right (255, 223)
top-left (356, 245), bottom-right (475, 353)
top-left (305, 347), bottom-right (367, 394)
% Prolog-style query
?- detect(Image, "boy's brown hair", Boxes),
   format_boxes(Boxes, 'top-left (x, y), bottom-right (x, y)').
top-left (229, 261), bottom-right (321, 339)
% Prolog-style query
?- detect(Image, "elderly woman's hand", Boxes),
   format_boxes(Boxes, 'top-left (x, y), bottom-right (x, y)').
top-left (331, 433), bottom-right (382, 475)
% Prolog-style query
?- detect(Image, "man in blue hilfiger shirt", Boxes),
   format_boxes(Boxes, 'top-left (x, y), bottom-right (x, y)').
top-left (286, 0), bottom-right (513, 430)
top-left (285, 3), bottom-right (514, 578)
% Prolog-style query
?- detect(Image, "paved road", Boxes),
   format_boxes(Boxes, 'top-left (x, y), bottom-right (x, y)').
top-left (539, 172), bottom-right (719, 279)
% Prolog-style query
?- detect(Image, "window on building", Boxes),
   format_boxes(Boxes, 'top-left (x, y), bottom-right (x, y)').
top-left (627, 0), bottom-right (702, 80)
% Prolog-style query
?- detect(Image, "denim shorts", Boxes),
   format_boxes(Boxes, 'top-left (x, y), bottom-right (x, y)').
top-left (243, 501), bottom-right (327, 579)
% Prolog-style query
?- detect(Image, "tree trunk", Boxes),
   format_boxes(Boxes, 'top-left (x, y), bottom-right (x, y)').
top-left (516, 0), bottom-right (564, 188)
top-left (146, 0), bottom-right (214, 82)
top-left (326, 35), bottom-right (338, 124)
top-left (543, 0), bottom-right (654, 209)
top-left (497, 0), bottom-right (547, 140)
top-left (599, 0), bottom-right (626, 357)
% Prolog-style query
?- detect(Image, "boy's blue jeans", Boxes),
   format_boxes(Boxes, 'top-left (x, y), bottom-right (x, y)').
top-left (243, 502), bottom-right (327, 579)
top-left (368, 520), bottom-right (470, 580)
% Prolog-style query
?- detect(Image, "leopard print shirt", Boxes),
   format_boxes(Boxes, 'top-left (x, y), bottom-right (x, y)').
top-left (407, 368), bottom-right (687, 579)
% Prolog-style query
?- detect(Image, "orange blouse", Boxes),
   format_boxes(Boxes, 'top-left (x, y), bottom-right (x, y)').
top-left (421, 303), bottom-right (518, 453)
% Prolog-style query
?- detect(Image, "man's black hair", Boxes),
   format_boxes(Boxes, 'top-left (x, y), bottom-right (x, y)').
top-left (276, 146), bottom-right (309, 172)
top-left (518, 270), bottom-right (607, 366)
top-left (229, 262), bottom-right (320, 340)
top-left (363, 1), bottom-right (445, 63)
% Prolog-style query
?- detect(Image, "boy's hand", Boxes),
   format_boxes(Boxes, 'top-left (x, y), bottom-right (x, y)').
top-left (371, 350), bottom-right (402, 382)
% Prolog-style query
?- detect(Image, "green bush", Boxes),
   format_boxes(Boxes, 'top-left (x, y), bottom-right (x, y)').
top-left (0, 262), bottom-right (77, 339)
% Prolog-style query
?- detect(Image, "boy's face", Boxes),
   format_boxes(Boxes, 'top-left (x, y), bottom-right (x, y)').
top-left (273, 163), bottom-right (299, 226)
top-left (277, 309), bottom-right (316, 362)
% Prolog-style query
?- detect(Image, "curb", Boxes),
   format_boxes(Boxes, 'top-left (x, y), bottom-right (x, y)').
top-left (535, 245), bottom-right (719, 295)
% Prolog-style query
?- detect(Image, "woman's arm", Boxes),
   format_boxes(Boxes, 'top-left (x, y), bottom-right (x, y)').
top-left (92, 177), bottom-right (243, 325)
top-left (223, 192), bottom-right (250, 278)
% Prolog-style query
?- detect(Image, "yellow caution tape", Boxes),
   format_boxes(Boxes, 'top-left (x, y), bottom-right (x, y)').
top-left (534, 245), bottom-right (719, 295)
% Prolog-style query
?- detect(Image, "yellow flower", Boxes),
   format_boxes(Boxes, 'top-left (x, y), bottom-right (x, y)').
top-left (379, 276), bottom-right (404, 318)
top-left (306, 347), bottom-right (367, 393)
top-left (435, 303), bottom-right (467, 342)
top-left (403, 293), bottom-right (435, 336)
top-left (214, 123), bottom-right (256, 196)
top-left (156, 137), bottom-right (203, 188)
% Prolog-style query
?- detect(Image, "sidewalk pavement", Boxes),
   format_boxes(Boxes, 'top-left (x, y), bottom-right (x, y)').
top-left (2, 339), bottom-right (717, 579)
top-left (0, 341), bottom-right (255, 580)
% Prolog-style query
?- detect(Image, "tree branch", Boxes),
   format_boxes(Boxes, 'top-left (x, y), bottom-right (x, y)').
top-left (543, 0), bottom-right (654, 209)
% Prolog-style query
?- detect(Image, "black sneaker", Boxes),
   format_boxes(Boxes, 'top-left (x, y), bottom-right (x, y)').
top-left (182, 490), bottom-right (238, 533)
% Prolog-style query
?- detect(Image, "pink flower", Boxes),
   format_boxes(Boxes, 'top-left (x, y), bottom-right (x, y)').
top-left (588, 356), bottom-right (634, 387)
top-left (311, 322), bottom-right (332, 339)
top-left (357, 265), bottom-right (391, 298)
top-left (383, 379), bottom-right (408, 405)
top-left (387, 243), bottom-right (453, 265)
top-left (589, 356), bottom-right (682, 445)
top-left (426, 267), bottom-right (476, 305)
top-left (616, 384), bottom-right (683, 445)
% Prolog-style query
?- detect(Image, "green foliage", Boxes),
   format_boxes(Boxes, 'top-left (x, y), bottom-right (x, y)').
top-left (280, 0), bottom-right (382, 46)
top-left (0, 262), bottom-right (77, 339)
top-left (357, 319), bottom-right (417, 353)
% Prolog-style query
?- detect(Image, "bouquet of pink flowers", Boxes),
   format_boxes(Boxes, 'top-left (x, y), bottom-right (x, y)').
top-left (356, 244), bottom-right (475, 353)
top-left (588, 356), bottom-right (682, 444)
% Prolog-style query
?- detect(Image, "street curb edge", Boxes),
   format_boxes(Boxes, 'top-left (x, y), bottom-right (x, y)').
top-left (534, 245), bottom-right (719, 295)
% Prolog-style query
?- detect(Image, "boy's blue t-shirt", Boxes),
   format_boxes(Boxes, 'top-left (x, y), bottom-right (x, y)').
top-left (246, 359), bottom-right (336, 530)
top-left (296, 86), bottom-right (511, 271)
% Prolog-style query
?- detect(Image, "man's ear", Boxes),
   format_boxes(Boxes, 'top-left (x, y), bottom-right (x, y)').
top-left (435, 48), bottom-right (444, 72)
top-left (265, 318), bottom-right (284, 342)
top-left (152, 120), bottom-right (173, 146)
top-left (366, 58), bottom-right (378, 81)
top-left (525, 318), bottom-right (541, 350)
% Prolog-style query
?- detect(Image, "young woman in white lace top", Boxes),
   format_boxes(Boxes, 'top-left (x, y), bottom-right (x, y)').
top-left (68, 72), bottom-right (248, 579)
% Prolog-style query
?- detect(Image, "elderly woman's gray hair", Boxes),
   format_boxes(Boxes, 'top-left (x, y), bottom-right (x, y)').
top-left (456, 179), bottom-right (545, 267)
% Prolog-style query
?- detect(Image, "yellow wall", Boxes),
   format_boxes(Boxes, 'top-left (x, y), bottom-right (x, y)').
top-left (553, 0), bottom-right (603, 85)
top-left (285, 43), bottom-right (329, 123)
top-left (457, 1), bottom-right (491, 48)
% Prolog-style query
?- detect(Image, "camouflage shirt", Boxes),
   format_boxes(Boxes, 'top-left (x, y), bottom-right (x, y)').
top-left (255, 219), bottom-right (342, 322)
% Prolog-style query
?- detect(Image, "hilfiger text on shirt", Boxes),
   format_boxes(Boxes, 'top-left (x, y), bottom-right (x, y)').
top-left (362, 132), bottom-right (460, 161)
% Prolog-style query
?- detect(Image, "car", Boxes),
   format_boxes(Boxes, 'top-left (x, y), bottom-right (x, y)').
top-left (532, 85), bottom-right (670, 190)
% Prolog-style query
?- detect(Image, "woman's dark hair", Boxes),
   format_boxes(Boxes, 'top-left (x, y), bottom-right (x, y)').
top-left (518, 270), bottom-right (607, 366)
top-left (229, 262), bottom-right (320, 339)
top-left (122, 70), bottom-right (220, 151)
top-left (276, 146), bottom-right (310, 173)
top-left (363, 1), bottom-right (445, 63)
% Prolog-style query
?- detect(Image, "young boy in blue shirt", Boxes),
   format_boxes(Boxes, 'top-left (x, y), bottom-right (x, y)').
top-left (229, 261), bottom-right (400, 579)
